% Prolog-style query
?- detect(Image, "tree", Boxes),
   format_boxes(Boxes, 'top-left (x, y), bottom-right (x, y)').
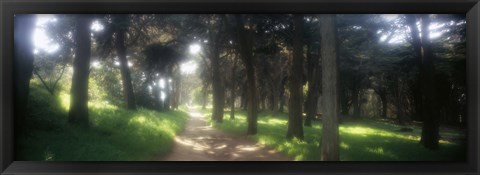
top-left (14, 14), bottom-right (36, 133)
top-left (419, 15), bottom-right (440, 149)
top-left (68, 15), bottom-right (92, 127)
top-left (235, 15), bottom-right (258, 135)
top-left (208, 15), bottom-right (227, 123)
top-left (142, 43), bottom-right (183, 111)
top-left (97, 14), bottom-right (137, 110)
top-left (406, 14), bottom-right (440, 149)
top-left (320, 14), bottom-right (340, 161)
top-left (229, 53), bottom-right (238, 120)
top-left (286, 14), bottom-right (304, 140)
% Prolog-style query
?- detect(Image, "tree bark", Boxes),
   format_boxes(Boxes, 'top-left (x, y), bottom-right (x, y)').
top-left (287, 14), bottom-right (305, 140)
top-left (230, 58), bottom-right (237, 120)
top-left (395, 78), bottom-right (408, 125)
top-left (14, 15), bottom-right (36, 133)
top-left (279, 78), bottom-right (286, 113)
top-left (202, 83), bottom-right (208, 110)
top-left (320, 14), bottom-right (340, 161)
top-left (235, 15), bottom-right (257, 135)
top-left (211, 43), bottom-right (225, 123)
top-left (418, 15), bottom-right (440, 149)
top-left (116, 27), bottom-right (136, 110)
top-left (407, 14), bottom-right (439, 149)
top-left (304, 44), bottom-right (321, 127)
top-left (378, 88), bottom-right (388, 119)
top-left (352, 88), bottom-right (361, 118)
top-left (406, 15), bottom-right (424, 122)
top-left (68, 15), bottom-right (92, 127)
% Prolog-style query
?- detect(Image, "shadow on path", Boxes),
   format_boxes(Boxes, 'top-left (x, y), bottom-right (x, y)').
top-left (158, 107), bottom-right (291, 161)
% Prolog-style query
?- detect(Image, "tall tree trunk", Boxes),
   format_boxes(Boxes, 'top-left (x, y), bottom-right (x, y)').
top-left (279, 79), bottom-right (286, 113)
top-left (352, 88), bottom-right (361, 118)
top-left (418, 15), bottom-right (440, 149)
top-left (406, 15), bottom-right (424, 122)
top-left (407, 14), bottom-right (439, 149)
top-left (304, 44), bottom-right (320, 127)
top-left (230, 58), bottom-right (237, 120)
top-left (68, 15), bottom-right (92, 127)
top-left (287, 14), bottom-right (305, 140)
top-left (202, 83), bottom-right (208, 109)
top-left (211, 44), bottom-right (225, 123)
top-left (395, 78), bottom-right (407, 125)
top-left (235, 15), bottom-right (257, 135)
top-left (378, 89), bottom-right (388, 119)
top-left (340, 87), bottom-right (350, 116)
top-left (163, 77), bottom-right (171, 110)
top-left (172, 78), bottom-right (180, 110)
top-left (14, 15), bottom-right (36, 133)
top-left (116, 28), bottom-right (136, 110)
top-left (272, 87), bottom-right (279, 113)
top-left (240, 82), bottom-right (247, 110)
top-left (320, 14), bottom-right (340, 161)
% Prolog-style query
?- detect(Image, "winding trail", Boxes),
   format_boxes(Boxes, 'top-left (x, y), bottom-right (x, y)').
top-left (158, 107), bottom-right (291, 161)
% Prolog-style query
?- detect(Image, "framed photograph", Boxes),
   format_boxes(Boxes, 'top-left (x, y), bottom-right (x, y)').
top-left (1, 0), bottom-right (479, 174)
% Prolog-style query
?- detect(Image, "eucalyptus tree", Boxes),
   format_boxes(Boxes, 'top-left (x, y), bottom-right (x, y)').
top-left (68, 15), bottom-right (93, 127)
top-left (201, 14), bottom-right (230, 123)
top-left (14, 14), bottom-right (36, 132)
top-left (235, 14), bottom-right (258, 135)
top-left (286, 14), bottom-right (305, 140)
top-left (96, 14), bottom-right (137, 110)
top-left (303, 15), bottom-right (322, 127)
top-left (320, 14), bottom-right (340, 161)
top-left (253, 15), bottom-right (290, 113)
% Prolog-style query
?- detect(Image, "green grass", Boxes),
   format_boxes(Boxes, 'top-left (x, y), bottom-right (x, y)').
top-left (206, 109), bottom-right (466, 161)
top-left (16, 83), bottom-right (188, 161)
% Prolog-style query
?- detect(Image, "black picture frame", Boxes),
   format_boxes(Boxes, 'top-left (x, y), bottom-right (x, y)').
top-left (1, 0), bottom-right (479, 174)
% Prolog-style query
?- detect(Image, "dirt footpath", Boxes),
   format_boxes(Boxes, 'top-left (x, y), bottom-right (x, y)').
top-left (158, 108), bottom-right (291, 161)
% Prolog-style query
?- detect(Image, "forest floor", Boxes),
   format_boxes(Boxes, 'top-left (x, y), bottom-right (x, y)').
top-left (158, 107), bottom-right (291, 161)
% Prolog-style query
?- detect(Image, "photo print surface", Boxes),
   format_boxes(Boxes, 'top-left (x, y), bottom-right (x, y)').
top-left (14, 14), bottom-right (466, 161)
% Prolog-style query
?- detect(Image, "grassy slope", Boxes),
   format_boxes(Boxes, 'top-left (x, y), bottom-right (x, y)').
top-left (17, 83), bottom-right (188, 161)
top-left (207, 109), bottom-right (466, 161)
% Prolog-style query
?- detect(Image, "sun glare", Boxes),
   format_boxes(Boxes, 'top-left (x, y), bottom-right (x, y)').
top-left (189, 44), bottom-right (201, 54)
top-left (33, 15), bottom-right (60, 54)
top-left (180, 61), bottom-right (198, 75)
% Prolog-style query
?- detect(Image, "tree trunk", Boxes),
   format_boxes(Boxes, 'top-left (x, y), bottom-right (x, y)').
top-left (352, 88), bottom-right (361, 118)
top-left (320, 14), bottom-right (340, 161)
top-left (304, 44), bottom-right (321, 127)
top-left (286, 14), bottom-right (305, 140)
top-left (211, 44), bottom-right (225, 123)
top-left (202, 83), bottom-right (208, 109)
top-left (272, 87), bottom-right (279, 113)
top-left (395, 78), bottom-right (407, 125)
top-left (418, 15), bottom-right (440, 150)
top-left (240, 83), bottom-right (247, 110)
top-left (340, 87), bottom-right (350, 116)
top-left (116, 28), bottom-right (136, 110)
top-left (378, 89), bottom-right (388, 119)
top-left (406, 15), bottom-right (424, 122)
top-left (68, 15), bottom-right (91, 127)
top-left (407, 14), bottom-right (439, 149)
top-left (235, 15), bottom-right (257, 135)
top-left (14, 15), bottom-right (36, 133)
top-left (279, 79), bottom-right (286, 113)
top-left (230, 59), bottom-right (237, 120)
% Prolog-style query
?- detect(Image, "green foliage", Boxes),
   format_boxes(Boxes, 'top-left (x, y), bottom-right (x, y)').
top-left (210, 110), bottom-right (465, 161)
top-left (17, 85), bottom-right (188, 161)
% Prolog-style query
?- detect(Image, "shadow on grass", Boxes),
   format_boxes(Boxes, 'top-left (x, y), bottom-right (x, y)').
top-left (209, 109), bottom-right (466, 161)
